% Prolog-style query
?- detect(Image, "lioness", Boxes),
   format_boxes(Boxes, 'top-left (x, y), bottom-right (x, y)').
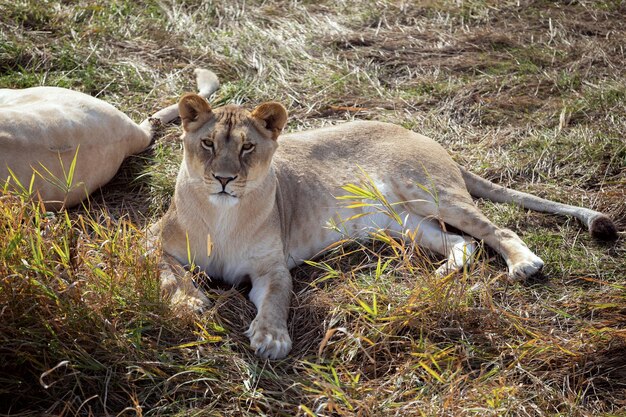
top-left (0, 69), bottom-right (219, 210)
top-left (152, 93), bottom-right (618, 360)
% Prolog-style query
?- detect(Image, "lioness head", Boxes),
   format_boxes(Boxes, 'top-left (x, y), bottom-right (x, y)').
top-left (178, 94), bottom-right (287, 204)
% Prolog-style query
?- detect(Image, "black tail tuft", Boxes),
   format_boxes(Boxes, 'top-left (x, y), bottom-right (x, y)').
top-left (589, 215), bottom-right (619, 241)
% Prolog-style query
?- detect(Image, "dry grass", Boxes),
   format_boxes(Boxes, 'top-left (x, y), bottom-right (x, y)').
top-left (1, 0), bottom-right (625, 416)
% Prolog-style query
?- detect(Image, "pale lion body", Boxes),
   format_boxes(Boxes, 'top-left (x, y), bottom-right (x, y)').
top-left (153, 94), bottom-right (618, 360)
top-left (0, 69), bottom-right (219, 209)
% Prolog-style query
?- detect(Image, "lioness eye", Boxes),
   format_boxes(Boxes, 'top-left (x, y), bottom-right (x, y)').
top-left (201, 139), bottom-right (214, 150)
top-left (241, 143), bottom-right (255, 153)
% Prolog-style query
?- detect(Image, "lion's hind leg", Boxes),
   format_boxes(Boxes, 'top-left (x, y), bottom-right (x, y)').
top-left (436, 201), bottom-right (545, 281)
top-left (398, 184), bottom-right (544, 281)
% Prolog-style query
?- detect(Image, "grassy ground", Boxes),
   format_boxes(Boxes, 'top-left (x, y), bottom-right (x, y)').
top-left (1, 0), bottom-right (625, 416)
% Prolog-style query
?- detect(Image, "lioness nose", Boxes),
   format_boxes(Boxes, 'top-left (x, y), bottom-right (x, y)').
top-left (214, 175), bottom-right (237, 187)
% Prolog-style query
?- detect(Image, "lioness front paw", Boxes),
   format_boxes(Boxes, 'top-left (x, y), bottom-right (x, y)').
top-left (245, 319), bottom-right (292, 360)
top-left (170, 288), bottom-right (212, 313)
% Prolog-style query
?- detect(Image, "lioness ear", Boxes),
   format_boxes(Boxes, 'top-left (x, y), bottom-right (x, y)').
top-left (250, 102), bottom-right (288, 140)
top-left (179, 93), bottom-right (212, 132)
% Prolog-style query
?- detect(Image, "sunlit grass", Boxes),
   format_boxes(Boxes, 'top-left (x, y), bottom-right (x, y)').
top-left (1, 0), bottom-right (624, 415)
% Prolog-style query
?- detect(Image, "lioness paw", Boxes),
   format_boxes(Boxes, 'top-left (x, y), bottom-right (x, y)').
top-left (435, 263), bottom-right (456, 277)
top-left (170, 288), bottom-right (212, 313)
top-left (245, 319), bottom-right (292, 360)
top-left (508, 254), bottom-right (544, 282)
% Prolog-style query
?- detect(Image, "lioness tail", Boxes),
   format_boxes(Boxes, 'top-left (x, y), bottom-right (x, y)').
top-left (139, 68), bottom-right (220, 138)
top-left (460, 167), bottom-right (618, 240)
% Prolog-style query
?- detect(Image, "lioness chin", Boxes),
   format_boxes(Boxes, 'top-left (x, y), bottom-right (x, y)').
top-left (151, 93), bottom-right (618, 360)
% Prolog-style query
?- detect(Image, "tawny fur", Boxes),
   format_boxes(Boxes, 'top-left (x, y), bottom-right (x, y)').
top-left (152, 94), bottom-right (618, 360)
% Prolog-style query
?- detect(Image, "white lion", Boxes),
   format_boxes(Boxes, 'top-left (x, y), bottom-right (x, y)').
top-left (0, 69), bottom-right (219, 209)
